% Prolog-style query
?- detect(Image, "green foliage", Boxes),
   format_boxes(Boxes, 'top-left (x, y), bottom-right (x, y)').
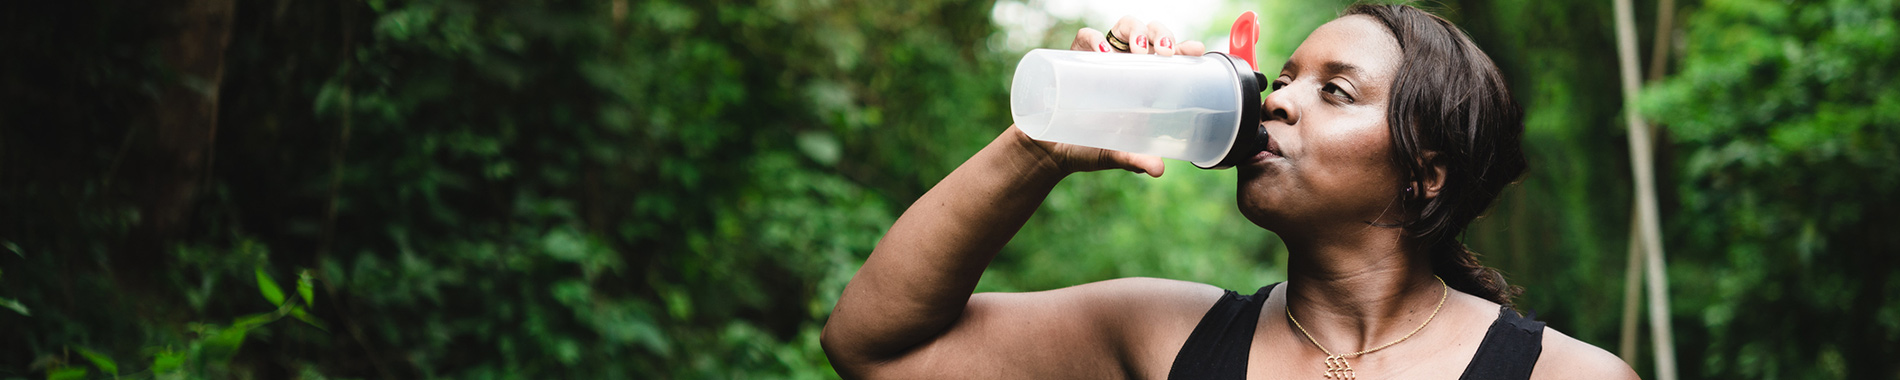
top-left (1, 0), bottom-right (1892, 378)
top-left (1431, 0), bottom-right (1639, 348)
top-left (0, 253), bottom-right (21, 317)
top-left (254, 269), bottom-right (286, 308)
top-left (71, 347), bottom-right (115, 377)
top-left (4, 0), bottom-right (1010, 377)
top-left (982, 161), bottom-right (1283, 293)
top-left (297, 270), bottom-right (316, 310)
top-left (1641, 0), bottom-right (1900, 378)
top-left (0, 298), bottom-right (25, 317)
top-left (149, 348), bottom-right (184, 377)
top-left (44, 367), bottom-right (87, 380)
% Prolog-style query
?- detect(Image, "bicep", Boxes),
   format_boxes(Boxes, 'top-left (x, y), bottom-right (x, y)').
top-left (857, 278), bottom-right (1222, 379)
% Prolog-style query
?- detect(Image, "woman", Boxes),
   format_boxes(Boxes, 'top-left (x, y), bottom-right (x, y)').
top-left (822, 4), bottom-right (1638, 379)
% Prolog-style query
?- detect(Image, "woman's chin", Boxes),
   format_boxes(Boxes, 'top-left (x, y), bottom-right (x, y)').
top-left (1236, 164), bottom-right (1299, 230)
top-left (1235, 191), bottom-right (1279, 230)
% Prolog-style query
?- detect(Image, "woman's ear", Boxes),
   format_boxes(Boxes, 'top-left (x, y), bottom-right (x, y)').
top-left (1417, 151), bottom-right (1449, 201)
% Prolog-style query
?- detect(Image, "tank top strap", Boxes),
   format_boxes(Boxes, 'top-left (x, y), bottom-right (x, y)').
top-left (1167, 283), bottom-right (1278, 380)
top-left (1457, 306), bottom-right (1547, 380)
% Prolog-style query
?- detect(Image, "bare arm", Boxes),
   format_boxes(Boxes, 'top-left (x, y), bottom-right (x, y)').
top-left (821, 127), bottom-right (1181, 377)
top-left (822, 126), bottom-right (1066, 360)
top-left (822, 18), bottom-right (1213, 379)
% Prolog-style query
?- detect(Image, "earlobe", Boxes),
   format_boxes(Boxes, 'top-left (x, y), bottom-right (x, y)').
top-left (1418, 151), bottom-right (1448, 200)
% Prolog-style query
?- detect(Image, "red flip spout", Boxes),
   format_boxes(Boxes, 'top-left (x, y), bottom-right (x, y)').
top-left (1228, 11), bottom-right (1259, 71)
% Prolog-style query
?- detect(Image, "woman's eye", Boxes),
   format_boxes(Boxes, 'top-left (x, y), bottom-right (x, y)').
top-left (1271, 80), bottom-right (1288, 91)
top-left (1322, 83), bottom-right (1353, 101)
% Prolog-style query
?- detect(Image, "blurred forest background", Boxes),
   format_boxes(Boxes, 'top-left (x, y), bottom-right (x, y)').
top-left (1, 0), bottom-right (1894, 378)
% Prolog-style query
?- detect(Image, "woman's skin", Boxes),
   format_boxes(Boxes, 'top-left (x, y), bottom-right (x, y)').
top-left (822, 15), bottom-right (1638, 380)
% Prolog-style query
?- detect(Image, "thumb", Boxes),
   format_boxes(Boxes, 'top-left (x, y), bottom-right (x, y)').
top-left (1110, 150), bottom-right (1166, 178)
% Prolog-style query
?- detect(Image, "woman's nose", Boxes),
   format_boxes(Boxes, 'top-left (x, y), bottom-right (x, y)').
top-left (1263, 85), bottom-right (1298, 126)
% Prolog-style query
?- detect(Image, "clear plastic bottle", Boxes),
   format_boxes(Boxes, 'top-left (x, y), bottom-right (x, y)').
top-left (1009, 49), bottom-right (1266, 169)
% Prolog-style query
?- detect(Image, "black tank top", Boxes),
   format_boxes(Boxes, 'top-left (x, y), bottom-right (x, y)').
top-left (1167, 283), bottom-right (1545, 380)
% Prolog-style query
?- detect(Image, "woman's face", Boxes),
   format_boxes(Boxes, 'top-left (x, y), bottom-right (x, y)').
top-left (1238, 15), bottom-right (1407, 236)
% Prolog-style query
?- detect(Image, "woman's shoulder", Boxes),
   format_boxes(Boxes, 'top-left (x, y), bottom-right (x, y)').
top-left (1061, 277), bottom-right (1231, 378)
top-left (1449, 292), bottom-right (1639, 380)
top-left (1529, 326), bottom-right (1640, 380)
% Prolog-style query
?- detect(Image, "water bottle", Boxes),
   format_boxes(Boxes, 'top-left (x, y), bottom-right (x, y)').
top-left (1008, 12), bottom-right (1267, 169)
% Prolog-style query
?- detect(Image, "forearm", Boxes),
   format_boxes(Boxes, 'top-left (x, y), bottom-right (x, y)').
top-left (823, 127), bottom-right (1065, 365)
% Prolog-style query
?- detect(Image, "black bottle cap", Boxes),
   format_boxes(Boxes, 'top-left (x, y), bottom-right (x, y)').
top-left (1197, 51), bottom-right (1267, 170)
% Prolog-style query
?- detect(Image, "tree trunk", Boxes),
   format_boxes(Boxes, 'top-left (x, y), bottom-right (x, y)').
top-left (128, 0), bottom-right (235, 271)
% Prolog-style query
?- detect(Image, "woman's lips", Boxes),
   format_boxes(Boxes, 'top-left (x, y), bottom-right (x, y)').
top-left (1250, 150), bottom-right (1275, 164)
top-left (1248, 138), bottom-right (1282, 165)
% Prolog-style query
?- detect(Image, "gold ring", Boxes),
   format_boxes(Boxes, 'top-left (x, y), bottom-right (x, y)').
top-left (1105, 31), bottom-right (1131, 52)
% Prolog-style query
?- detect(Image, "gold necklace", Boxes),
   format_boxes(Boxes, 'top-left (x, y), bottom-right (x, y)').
top-left (1286, 276), bottom-right (1449, 379)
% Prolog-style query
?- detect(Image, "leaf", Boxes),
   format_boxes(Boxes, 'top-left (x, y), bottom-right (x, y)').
top-left (72, 347), bottom-right (117, 376)
top-left (232, 312), bottom-right (278, 330)
top-left (313, 82), bottom-right (349, 117)
top-left (664, 288), bottom-right (693, 320)
top-left (255, 268), bottom-right (286, 307)
top-left (541, 228), bottom-right (590, 262)
top-left (45, 367), bottom-right (87, 380)
top-left (198, 325), bottom-right (251, 363)
top-left (796, 131), bottom-right (842, 166)
top-left (151, 348), bottom-right (183, 374)
top-left (298, 270), bottom-right (316, 310)
top-left (0, 297), bottom-right (26, 316)
top-left (289, 307), bottom-right (329, 331)
top-left (2, 240), bottom-right (19, 257)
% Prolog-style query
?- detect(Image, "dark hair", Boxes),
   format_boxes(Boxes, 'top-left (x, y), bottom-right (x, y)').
top-left (1345, 4), bottom-right (1527, 305)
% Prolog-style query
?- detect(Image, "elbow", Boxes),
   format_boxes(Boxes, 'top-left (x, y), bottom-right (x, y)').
top-left (823, 318), bottom-right (905, 379)
top-left (819, 318), bottom-right (845, 360)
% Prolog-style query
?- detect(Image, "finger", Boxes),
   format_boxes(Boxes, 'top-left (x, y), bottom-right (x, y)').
top-left (1114, 150), bottom-right (1166, 178)
top-left (1072, 27), bottom-right (1111, 53)
top-left (1111, 16), bottom-right (1145, 54)
top-left (1145, 23), bottom-right (1178, 57)
top-left (1176, 40), bottom-right (1207, 57)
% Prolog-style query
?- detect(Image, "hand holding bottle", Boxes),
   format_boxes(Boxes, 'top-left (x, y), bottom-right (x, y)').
top-left (1012, 17), bottom-right (1210, 178)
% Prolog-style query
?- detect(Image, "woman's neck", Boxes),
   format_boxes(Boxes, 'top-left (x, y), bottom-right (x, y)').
top-left (1281, 231), bottom-right (1444, 354)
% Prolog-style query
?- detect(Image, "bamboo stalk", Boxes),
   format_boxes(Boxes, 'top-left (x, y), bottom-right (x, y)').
top-left (1618, 215), bottom-right (1643, 364)
top-left (1611, 0), bottom-right (1678, 378)
top-left (1647, 0), bottom-right (1678, 82)
top-left (1620, 0), bottom-right (1676, 366)
top-left (1618, 0), bottom-right (1679, 364)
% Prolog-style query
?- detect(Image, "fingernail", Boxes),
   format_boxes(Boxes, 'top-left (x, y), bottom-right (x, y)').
top-left (1097, 41), bottom-right (1110, 52)
top-left (1134, 35), bottom-right (1147, 49)
top-left (1160, 37), bottom-right (1173, 50)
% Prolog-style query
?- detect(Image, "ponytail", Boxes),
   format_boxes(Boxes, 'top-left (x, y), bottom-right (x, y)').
top-left (1431, 239), bottom-right (1521, 306)
top-left (1347, 4), bottom-right (1529, 307)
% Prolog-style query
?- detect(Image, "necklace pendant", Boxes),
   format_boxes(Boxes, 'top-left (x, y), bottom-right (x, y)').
top-left (1323, 356), bottom-right (1355, 379)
